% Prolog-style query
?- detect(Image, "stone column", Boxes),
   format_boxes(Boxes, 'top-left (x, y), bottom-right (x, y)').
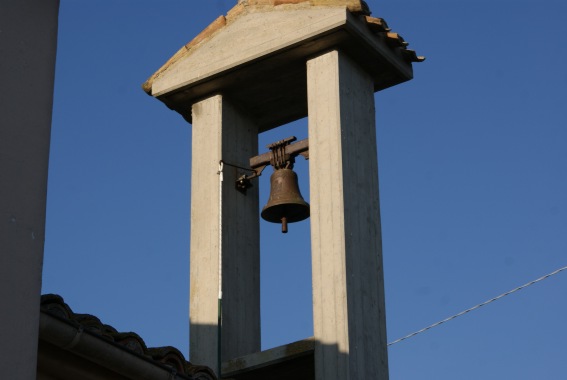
top-left (0, 0), bottom-right (59, 378)
top-left (307, 50), bottom-right (389, 380)
top-left (189, 95), bottom-right (261, 374)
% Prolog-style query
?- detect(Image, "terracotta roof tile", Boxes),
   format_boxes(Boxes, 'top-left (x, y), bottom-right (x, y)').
top-left (40, 294), bottom-right (217, 379)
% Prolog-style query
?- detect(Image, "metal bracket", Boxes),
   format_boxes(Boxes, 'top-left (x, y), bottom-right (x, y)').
top-left (267, 136), bottom-right (296, 169)
top-left (235, 164), bottom-right (267, 193)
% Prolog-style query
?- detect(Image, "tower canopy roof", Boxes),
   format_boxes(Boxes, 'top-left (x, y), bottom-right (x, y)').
top-left (143, 0), bottom-right (423, 131)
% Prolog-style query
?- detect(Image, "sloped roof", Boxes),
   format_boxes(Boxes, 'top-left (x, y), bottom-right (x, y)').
top-left (142, 0), bottom-right (424, 131)
top-left (142, 0), bottom-right (423, 96)
top-left (39, 294), bottom-right (217, 380)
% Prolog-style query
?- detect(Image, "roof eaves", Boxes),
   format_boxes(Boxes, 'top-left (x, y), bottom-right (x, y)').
top-left (39, 294), bottom-right (217, 380)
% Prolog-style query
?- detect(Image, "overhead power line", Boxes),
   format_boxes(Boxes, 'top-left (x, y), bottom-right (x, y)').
top-left (388, 264), bottom-right (567, 346)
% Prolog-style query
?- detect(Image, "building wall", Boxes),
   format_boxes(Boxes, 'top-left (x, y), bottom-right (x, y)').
top-left (0, 0), bottom-right (59, 378)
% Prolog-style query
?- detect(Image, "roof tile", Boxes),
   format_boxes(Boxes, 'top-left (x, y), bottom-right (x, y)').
top-left (40, 294), bottom-right (217, 379)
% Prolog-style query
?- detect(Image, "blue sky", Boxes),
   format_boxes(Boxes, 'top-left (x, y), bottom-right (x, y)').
top-left (43, 1), bottom-right (566, 379)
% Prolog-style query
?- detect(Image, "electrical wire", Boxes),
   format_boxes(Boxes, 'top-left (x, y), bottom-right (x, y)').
top-left (388, 264), bottom-right (567, 346)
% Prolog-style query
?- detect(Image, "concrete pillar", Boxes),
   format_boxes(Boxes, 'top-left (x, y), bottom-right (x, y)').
top-left (189, 95), bottom-right (261, 374)
top-left (0, 0), bottom-right (59, 378)
top-left (307, 50), bottom-right (389, 380)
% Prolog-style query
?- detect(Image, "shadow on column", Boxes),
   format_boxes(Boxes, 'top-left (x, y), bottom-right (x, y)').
top-left (191, 323), bottom-right (359, 380)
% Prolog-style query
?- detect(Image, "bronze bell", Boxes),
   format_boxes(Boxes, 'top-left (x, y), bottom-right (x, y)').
top-left (261, 168), bottom-right (310, 233)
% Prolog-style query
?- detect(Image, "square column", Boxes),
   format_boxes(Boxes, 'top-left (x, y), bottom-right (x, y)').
top-left (307, 50), bottom-right (389, 380)
top-left (189, 95), bottom-right (260, 373)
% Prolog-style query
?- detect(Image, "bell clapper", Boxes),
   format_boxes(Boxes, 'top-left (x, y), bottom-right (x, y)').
top-left (281, 217), bottom-right (288, 233)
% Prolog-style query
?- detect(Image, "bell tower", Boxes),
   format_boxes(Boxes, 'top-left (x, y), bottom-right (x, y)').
top-left (143, 1), bottom-right (422, 378)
